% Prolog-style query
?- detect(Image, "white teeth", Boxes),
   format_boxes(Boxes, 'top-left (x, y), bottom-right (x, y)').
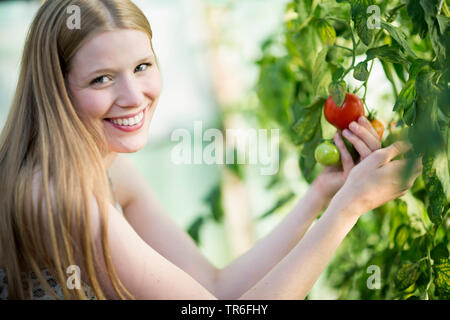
top-left (109, 110), bottom-right (144, 126)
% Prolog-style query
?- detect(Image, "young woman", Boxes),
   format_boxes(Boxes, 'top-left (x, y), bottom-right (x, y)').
top-left (0, 0), bottom-right (422, 300)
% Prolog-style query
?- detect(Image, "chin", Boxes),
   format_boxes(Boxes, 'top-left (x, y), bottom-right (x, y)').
top-left (109, 136), bottom-right (148, 153)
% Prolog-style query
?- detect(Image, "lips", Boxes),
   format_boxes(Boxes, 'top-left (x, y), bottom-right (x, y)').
top-left (104, 105), bottom-right (148, 122)
top-left (103, 105), bottom-right (148, 132)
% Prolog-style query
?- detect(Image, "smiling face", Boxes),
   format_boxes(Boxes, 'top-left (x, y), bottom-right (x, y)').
top-left (67, 28), bottom-right (162, 154)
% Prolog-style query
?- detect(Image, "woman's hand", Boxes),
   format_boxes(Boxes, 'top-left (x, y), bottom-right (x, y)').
top-left (313, 116), bottom-right (382, 205)
top-left (335, 141), bottom-right (423, 217)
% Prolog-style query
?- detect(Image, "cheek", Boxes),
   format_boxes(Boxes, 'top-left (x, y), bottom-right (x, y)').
top-left (143, 71), bottom-right (162, 98)
top-left (72, 91), bottom-right (113, 119)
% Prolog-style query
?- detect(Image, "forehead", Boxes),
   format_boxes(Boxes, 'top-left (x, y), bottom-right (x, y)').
top-left (70, 29), bottom-right (153, 73)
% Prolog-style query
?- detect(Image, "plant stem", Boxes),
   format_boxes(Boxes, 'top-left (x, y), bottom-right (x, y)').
top-left (332, 44), bottom-right (353, 54)
top-left (441, 0), bottom-right (450, 16)
top-left (340, 25), bottom-right (358, 81)
top-left (295, 0), bottom-right (319, 33)
top-left (387, 4), bottom-right (406, 22)
top-left (424, 246), bottom-right (433, 300)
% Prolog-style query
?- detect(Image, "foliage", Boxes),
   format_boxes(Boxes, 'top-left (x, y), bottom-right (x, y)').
top-left (254, 0), bottom-right (449, 299)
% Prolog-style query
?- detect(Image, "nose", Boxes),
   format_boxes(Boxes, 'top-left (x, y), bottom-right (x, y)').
top-left (115, 74), bottom-right (144, 108)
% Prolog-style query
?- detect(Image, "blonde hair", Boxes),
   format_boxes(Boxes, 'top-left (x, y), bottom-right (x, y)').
top-left (0, 0), bottom-right (155, 299)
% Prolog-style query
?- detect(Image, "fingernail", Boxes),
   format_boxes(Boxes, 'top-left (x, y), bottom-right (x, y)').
top-left (343, 129), bottom-right (351, 136)
top-left (358, 116), bottom-right (366, 123)
top-left (349, 122), bottom-right (358, 130)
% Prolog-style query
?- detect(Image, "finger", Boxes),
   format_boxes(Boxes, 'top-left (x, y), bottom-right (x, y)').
top-left (385, 141), bottom-right (413, 163)
top-left (363, 141), bottom-right (413, 169)
top-left (342, 128), bottom-right (372, 159)
top-left (333, 131), bottom-right (354, 172)
top-left (348, 120), bottom-right (382, 151)
top-left (386, 158), bottom-right (422, 186)
top-left (357, 116), bottom-right (380, 141)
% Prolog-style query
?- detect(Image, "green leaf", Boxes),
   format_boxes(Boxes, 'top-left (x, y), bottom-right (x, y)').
top-left (316, 19), bottom-right (336, 45)
top-left (312, 48), bottom-right (331, 97)
top-left (409, 59), bottom-right (430, 78)
top-left (436, 15), bottom-right (450, 34)
top-left (431, 243), bottom-right (450, 264)
top-left (187, 216), bottom-right (205, 245)
top-left (350, 0), bottom-right (375, 46)
top-left (420, 0), bottom-right (447, 63)
top-left (393, 79), bottom-right (417, 126)
top-left (433, 151), bottom-right (450, 203)
top-left (299, 126), bottom-right (322, 183)
top-left (406, 0), bottom-right (428, 38)
top-left (437, 70), bottom-right (450, 117)
top-left (395, 262), bottom-right (421, 291)
top-left (292, 100), bottom-right (322, 144)
top-left (257, 57), bottom-right (295, 128)
top-left (420, 0), bottom-right (440, 29)
top-left (291, 26), bottom-right (321, 74)
top-left (394, 224), bottom-right (410, 249)
top-left (332, 67), bottom-right (345, 81)
top-left (433, 259), bottom-right (450, 297)
top-left (448, 127), bottom-right (450, 192)
top-left (366, 45), bottom-right (408, 64)
top-left (328, 80), bottom-right (347, 107)
top-left (403, 102), bottom-right (417, 127)
top-left (422, 156), bottom-right (447, 224)
top-left (353, 61), bottom-right (369, 81)
top-left (393, 63), bottom-right (406, 83)
top-left (321, 107), bottom-right (336, 140)
top-left (259, 192), bottom-right (296, 219)
top-left (381, 21), bottom-right (418, 58)
top-left (225, 148), bottom-right (245, 180)
top-left (393, 79), bottom-right (416, 113)
top-left (342, 136), bottom-right (359, 161)
top-left (204, 185), bottom-right (224, 223)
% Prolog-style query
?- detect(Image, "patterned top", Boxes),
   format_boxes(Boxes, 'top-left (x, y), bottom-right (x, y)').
top-left (0, 268), bottom-right (97, 300)
top-left (0, 172), bottom-right (124, 300)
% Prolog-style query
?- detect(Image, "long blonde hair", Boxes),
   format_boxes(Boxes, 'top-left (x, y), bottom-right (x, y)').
top-left (0, 0), bottom-right (155, 299)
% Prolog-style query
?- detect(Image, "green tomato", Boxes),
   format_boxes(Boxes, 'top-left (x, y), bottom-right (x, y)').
top-left (314, 141), bottom-right (340, 166)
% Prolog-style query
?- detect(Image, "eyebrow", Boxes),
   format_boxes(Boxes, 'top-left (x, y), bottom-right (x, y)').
top-left (86, 54), bottom-right (155, 79)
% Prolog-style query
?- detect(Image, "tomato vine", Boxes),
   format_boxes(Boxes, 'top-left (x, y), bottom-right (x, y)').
top-left (255, 0), bottom-right (449, 299)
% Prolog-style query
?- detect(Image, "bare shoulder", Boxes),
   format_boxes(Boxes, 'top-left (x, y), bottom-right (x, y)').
top-left (108, 154), bottom-right (149, 209)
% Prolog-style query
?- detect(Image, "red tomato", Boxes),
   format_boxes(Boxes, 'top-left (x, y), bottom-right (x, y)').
top-left (370, 119), bottom-right (384, 141)
top-left (324, 93), bottom-right (365, 130)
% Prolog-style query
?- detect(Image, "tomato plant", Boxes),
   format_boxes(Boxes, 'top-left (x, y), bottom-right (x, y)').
top-left (255, 0), bottom-right (449, 299)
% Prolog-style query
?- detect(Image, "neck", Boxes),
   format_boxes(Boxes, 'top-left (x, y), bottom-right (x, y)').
top-left (104, 152), bottom-right (118, 170)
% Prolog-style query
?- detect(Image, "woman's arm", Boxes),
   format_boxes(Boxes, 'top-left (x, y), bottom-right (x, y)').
top-left (38, 141), bottom-right (416, 299)
top-left (238, 192), bottom-right (359, 299)
top-left (238, 141), bottom-right (422, 299)
top-left (83, 142), bottom-right (420, 299)
top-left (111, 116), bottom-right (382, 299)
top-left (112, 155), bottom-right (331, 299)
top-left (216, 182), bottom-right (328, 299)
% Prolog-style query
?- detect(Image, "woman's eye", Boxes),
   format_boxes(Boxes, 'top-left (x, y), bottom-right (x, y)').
top-left (135, 63), bottom-right (152, 73)
top-left (91, 75), bottom-right (110, 85)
